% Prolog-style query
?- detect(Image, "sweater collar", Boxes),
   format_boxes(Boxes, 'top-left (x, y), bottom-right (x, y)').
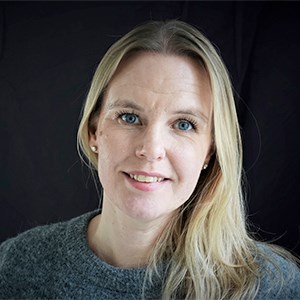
top-left (64, 210), bottom-right (165, 296)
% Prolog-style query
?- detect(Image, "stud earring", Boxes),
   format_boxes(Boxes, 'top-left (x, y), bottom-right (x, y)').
top-left (202, 163), bottom-right (208, 170)
top-left (91, 146), bottom-right (98, 153)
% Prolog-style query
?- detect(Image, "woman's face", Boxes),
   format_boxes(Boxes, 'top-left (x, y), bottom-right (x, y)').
top-left (90, 52), bottom-right (213, 222)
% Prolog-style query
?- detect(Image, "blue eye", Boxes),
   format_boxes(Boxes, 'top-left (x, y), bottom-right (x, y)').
top-left (121, 113), bottom-right (140, 124)
top-left (175, 120), bottom-right (194, 131)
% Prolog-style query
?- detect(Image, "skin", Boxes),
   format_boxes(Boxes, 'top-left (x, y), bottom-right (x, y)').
top-left (88, 52), bottom-right (213, 268)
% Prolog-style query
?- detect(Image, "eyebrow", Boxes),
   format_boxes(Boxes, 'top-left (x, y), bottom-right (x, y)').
top-left (108, 99), bottom-right (209, 123)
top-left (107, 99), bottom-right (145, 112)
top-left (172, 109), bottom-right (209, 123)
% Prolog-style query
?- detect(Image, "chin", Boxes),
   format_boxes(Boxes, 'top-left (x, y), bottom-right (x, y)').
top-left (122, 201), bottom-right (172, 223)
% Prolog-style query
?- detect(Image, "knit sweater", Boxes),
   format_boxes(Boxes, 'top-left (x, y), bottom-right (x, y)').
top-left (0, 211), bottom-right (299, 299)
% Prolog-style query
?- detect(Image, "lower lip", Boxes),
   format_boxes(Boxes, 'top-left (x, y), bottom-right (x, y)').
top-left (124, 173), bottom-right (169, 192)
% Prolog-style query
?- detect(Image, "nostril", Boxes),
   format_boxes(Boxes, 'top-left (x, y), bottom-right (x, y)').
top-left (135, 145), bottom-right (166, 161)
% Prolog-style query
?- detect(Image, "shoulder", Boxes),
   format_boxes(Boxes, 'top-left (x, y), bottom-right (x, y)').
top-left (0, 210), bottom-right (98, 298)
top-left (255, 243), bottom-right (300, 300)
top-left (0, 221), bottom-right (63, 297)
top-left (1, 218), bottom-right (66, 250)
top-left (1, 213), bottom-right (77, 263)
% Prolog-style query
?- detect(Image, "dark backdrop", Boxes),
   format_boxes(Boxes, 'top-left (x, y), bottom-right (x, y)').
top-left (0, 1), bottom-right (299, 256)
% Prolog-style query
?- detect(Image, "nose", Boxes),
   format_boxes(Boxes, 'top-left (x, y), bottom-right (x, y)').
top-left (135, 126), bottom-right (166, 161)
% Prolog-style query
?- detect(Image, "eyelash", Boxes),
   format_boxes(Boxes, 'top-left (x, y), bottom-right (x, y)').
top-left (115, 110), bottom-right (198, 131)
top-left (115, 110), bottom-right (138, 122)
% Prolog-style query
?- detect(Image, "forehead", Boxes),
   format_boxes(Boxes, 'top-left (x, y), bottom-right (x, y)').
top-left (108, 52), bottom-right (210, 93)
top-left (102, 52), bottom-right (212, 118)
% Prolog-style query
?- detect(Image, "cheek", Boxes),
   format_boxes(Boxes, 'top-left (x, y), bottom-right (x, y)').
top-left (96, 132), bottom-right (131, 172)
top-left (96, 134), bottom-right (114, 177)
top-left (171, 140), bottom-right (209, 201)
top-left (173, 142), bottom-right (205, 176)
top-left (97, 131), bottom-right (125, 154)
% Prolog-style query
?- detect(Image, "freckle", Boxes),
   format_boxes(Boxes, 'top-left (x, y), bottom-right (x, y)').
top-left (98, 131), bottom-right (103, 136)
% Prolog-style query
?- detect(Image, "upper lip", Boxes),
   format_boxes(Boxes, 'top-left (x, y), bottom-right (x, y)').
top-left (125, 170), bottom-right (169, 179)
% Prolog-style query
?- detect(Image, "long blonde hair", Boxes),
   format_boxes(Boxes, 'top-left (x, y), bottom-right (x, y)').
top-left (77, 20), bottom-right (292, 299)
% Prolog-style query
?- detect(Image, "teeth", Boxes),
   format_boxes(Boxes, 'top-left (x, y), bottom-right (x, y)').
top-left (129, 174), bottom-right (164, 183)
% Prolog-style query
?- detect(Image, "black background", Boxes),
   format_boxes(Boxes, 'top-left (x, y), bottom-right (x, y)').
top-left (0, 1), bottom-right (299, 256)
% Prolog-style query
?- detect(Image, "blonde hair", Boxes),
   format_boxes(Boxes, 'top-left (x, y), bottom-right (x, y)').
top-left (77, 20), bottom-right (293, 299)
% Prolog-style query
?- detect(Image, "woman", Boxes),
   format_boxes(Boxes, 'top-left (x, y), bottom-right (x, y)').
top-left (0, 20), bottom-right (299, 299)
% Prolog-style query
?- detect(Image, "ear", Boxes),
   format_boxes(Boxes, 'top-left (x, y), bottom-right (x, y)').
top-left (88, 121), bottom-right (99, 152)
top-left (89, 131), bottom-right (97, 148)
top-left (204, 142), bottom-right (215, 165)
top-left (88, 113), bottom-right (100, 148)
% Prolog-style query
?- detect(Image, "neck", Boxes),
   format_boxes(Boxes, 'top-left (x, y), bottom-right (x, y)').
top-left (87, 202), bottom-right (170, 268)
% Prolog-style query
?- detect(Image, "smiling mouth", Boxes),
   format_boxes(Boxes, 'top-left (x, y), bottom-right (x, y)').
top-left (124, 173), bottom-right (166, 183)
top-left (129, 174), bottom-right (164, 183)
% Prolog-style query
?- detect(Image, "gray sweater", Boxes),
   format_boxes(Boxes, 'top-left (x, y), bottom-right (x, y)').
top-left (0, 210), bottom-right (299, 299)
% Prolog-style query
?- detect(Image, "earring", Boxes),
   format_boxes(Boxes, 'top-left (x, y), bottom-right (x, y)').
top-left (202, 163), bottom-right (208, 170)
top-left (91, 146), bottom-right (98, 153)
